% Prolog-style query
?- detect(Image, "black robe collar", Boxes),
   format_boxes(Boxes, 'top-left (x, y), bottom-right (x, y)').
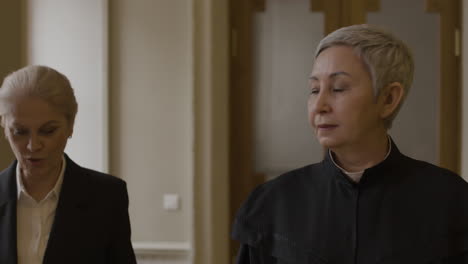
top-left (324, 138), bottom-right (404, 188)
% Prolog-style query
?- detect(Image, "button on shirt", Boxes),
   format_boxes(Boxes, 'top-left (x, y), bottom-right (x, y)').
top-left (16, 157), bottom-right (66, 264)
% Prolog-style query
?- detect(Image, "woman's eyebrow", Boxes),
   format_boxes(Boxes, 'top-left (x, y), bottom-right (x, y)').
top-left (309, 71), bottom-right (352, 81)
top-left (11, 120), bottom-right (60, 128)
top-left (40, 120), bottom-right (61, 127)
top-left (10, 122), bottom-right (25, 128)
top-left (330, 71), bottom-right (352, 78)
top-left (44, 120), bottom-right (60, 125)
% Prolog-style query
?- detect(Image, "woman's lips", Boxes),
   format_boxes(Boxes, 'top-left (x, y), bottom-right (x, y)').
top-left (26, 158), bottom-right (44, 166)
top-left (317, 124), bottom-right (337, 129)
top-left (317, 124), bottom-right (338, 131)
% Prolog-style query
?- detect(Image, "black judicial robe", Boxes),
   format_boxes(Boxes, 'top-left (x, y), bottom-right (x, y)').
top-left (232, 141), bottom-right (468, 264)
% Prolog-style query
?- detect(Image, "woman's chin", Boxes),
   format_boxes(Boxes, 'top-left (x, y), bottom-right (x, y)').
top-left (317, 137), bottom-right (341, 149)
top-left (21, 164), bottom-right (48, 177)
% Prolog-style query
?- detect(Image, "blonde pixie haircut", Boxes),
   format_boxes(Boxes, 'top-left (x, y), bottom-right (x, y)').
top-left (0, 65), bottom-right (78, 127)
top-left (315, 24), bottom-right (414, 128)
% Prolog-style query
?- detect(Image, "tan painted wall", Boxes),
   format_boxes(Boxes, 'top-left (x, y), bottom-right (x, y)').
top-left (109, 0), bottom-right (193, 243)
top-left (24, 0), bottom-right (109, 172)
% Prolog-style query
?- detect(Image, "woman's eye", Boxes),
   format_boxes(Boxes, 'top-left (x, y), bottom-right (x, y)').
top-left (41, 128), bottom-right (57, 135)
top-left (332, 86), bottom-right (347, 92)
top-left (13, 130), bottom-right (27, 136)
top-left (309, 88), bottom-right (319, 94)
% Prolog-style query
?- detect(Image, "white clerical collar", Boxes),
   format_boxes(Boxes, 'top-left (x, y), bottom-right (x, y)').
top-left (329, 136), bottom-right (392, 176)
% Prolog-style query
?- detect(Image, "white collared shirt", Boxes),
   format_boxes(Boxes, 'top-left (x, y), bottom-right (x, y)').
top-left (16, 157), bottom-right (66, 264)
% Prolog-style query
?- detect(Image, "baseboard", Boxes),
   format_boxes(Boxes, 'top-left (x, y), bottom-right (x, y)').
top-left (132, 241), bottom-right (191, 256)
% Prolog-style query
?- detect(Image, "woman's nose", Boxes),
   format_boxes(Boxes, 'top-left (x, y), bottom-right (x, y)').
top-left (311, 91), bottom-right (331, 114)
top-left (27, 135), bottom-right (43, 152)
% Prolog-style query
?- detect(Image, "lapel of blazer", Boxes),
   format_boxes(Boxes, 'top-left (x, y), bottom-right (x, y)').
top-left (0, 161), bottom-right (18, 264)
top-left (42, 155), bottom-right (92, 264)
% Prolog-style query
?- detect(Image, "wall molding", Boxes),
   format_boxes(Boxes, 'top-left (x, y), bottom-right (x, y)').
top-left (193, 0), bottom-right (230, 263)
top-left (133, 241), bottom-right (191, 256)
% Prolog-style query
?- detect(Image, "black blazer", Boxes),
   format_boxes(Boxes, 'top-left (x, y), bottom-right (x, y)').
top-left (0, 155), bottom-right (137, 264)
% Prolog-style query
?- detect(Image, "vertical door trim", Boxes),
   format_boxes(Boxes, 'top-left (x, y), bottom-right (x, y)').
top-left (426, 0), bottom-right (462, 173)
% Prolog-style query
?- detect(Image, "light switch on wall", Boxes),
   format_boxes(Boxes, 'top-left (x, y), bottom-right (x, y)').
top-left (163, 194), bottom-right (180, 211)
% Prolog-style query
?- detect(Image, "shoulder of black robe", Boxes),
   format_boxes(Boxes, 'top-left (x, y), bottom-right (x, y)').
top-left (232, 160), bottom-right (332, 263)
top-left (231, 141), bottom-right (468, 264)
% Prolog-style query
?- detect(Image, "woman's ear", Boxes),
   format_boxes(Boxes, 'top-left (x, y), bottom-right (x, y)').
top-left (379, 82), bottom-right (404, 119)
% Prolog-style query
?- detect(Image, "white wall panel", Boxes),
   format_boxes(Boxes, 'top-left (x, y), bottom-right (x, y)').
top-left (25, 0), bottom-right (108, 172)
top-left (253, 0), bottom-right (325, 179)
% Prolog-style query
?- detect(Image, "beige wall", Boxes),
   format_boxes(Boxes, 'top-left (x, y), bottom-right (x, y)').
top-left (0, 1), bottom-right (21, 169)
top-left (110, 0), bottom-right (193, 243)
top-left (24, 0), bottom-right (109, 172)
top-left (1, 0), bottom-right (195, 245)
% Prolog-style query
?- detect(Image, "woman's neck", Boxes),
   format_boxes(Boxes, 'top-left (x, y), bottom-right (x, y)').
top-left (21, 163), bottom-right (61, 202)
top-left (331, 134), bottom-right (390, 175)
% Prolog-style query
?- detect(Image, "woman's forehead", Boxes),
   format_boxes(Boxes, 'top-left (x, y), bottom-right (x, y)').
top-left (311, 46), bottom-right (370, 80)
top-left (3, 97), bottom-right (67, 126)
top-left (7, 119), bottom-right (61, 127)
